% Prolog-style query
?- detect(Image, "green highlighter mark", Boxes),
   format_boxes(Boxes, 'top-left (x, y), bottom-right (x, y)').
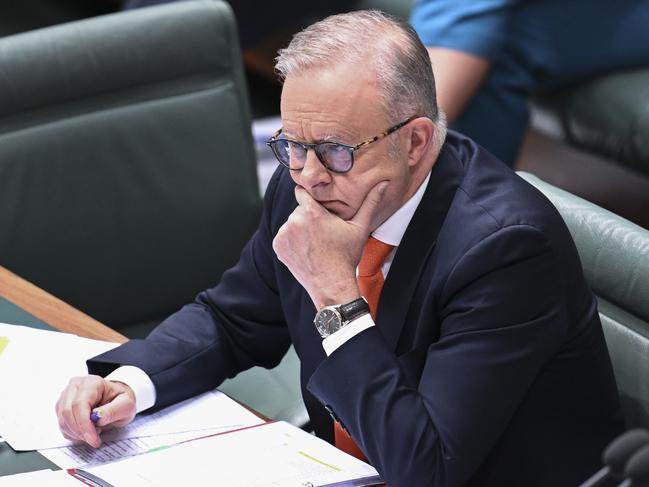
top-left (147, 445), bottom-right (171, 454)
top-left (0, 336), bottom-right (9, 356)
top-left (298, 451), bottom-right (342, 472)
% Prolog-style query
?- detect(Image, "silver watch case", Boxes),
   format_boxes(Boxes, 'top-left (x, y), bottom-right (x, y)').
top-left (314, 306), bottom-right (344, 338)
top-left (313, 297), bottom-right (370, 338)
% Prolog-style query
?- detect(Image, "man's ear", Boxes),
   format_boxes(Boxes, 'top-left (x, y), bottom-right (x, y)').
top-left (405, 117), bottom-right (435, 167)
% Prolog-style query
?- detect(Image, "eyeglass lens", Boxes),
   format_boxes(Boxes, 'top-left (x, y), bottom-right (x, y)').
top-left (272, 139), bottom-right (353, 173)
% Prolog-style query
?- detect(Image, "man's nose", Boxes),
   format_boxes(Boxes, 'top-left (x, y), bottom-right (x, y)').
top-left (297, 149), bottom-right (330, 189)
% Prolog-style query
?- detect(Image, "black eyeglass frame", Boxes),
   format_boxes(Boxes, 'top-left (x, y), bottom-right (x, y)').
top-left (265, 115), bottom-right (418, 174)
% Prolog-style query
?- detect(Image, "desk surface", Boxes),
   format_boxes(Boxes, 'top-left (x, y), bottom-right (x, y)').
top-left (0, 265), bottom-right (127, 477)
top-left (0, 266), bottom-right (127, 343)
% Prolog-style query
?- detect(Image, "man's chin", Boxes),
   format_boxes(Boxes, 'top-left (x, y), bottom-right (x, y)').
top-left (320, 200), bottom-right (351, 218)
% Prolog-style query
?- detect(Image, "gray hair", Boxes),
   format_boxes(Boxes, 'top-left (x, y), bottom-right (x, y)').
top-left (275, 10), bottom-right (446, 149)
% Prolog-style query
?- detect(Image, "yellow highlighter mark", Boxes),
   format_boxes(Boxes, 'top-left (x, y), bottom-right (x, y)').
top-left (298, 451), bottom-right (342, 472)
top-left (0, 336), bottom-right (9, 356)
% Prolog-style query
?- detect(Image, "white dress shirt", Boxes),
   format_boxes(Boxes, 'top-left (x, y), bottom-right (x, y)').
top-left (106, 171), bottom-right (431, 413)
top-left (321, 171), bottom-right (431, 355)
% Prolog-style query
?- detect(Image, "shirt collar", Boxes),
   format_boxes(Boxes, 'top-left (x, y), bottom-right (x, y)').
top-left (371, 171), bottom-right (431, 247)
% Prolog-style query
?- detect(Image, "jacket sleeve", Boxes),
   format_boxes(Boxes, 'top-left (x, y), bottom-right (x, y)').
top-left (307, 224), bottom-right (567, 487)
top-left (410, 0), bottom-right (514, 60)
top-left (88, 168), bottom-right (291, 410)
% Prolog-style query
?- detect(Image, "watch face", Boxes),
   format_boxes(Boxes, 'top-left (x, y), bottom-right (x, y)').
top-left (315, 308), bottom-right (342, 337)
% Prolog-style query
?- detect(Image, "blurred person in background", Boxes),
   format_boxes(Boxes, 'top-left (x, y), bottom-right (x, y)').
top-left (411, 0), bottom-right (649, 165)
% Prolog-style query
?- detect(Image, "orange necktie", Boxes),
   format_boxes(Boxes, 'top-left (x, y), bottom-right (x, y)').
top-left (334, 236), bottom-right (395, 462)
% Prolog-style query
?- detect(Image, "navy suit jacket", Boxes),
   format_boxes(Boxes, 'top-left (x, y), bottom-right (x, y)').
top-left (89, 131), bottom-right (624, 486)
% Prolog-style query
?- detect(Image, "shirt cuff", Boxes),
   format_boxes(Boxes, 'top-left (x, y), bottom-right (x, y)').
top-left (322, 313), bottom-right (375, 356)
top-left (105, 365), bottom-right (157, 414)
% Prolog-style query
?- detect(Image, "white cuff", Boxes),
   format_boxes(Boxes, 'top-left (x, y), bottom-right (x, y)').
top-left (322, 313), bottom-right (375, 356)
top-left (105, 365), bottom-right (157, 414)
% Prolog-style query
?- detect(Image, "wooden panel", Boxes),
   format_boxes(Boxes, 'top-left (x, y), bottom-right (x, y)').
top-left (0, 266), bottom-right (127, 343)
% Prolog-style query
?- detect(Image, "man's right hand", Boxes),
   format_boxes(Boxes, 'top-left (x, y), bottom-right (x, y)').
top-left (55, 375), bottom-right (136, 448)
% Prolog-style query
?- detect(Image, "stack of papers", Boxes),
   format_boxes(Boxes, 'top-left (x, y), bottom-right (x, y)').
top-left (0, 323), bottom-right (119, 450)
top-left (84, 421), bottom-right (382, 487)
top-left (40, 390), bottom-right (264, 468)
top-left (0, 324), bottom-right (263, 467)
top-left (0, 322), bottom-right (383, 486)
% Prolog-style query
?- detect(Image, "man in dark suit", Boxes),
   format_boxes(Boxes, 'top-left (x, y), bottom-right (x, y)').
top-left (56, 10), bottom-right (624, 486)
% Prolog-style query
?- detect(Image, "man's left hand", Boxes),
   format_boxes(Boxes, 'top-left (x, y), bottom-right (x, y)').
top-left (273, 181), bottom-right (388, 309)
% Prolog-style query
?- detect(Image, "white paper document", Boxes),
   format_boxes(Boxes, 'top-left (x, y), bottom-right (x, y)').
top-left (40, 390), bottom-right (264, 468)
top-left (41, 430), bottom-right (220, 469)
top-left (84, 421), bottom-right (382, 487)
top-left (0, 323), bottom-right (119, 450)
top-left (0, 324), bottom-right (263, 454)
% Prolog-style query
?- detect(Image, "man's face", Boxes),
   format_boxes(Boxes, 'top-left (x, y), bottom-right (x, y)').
top-left (280, 63), bottom-right (415, 227)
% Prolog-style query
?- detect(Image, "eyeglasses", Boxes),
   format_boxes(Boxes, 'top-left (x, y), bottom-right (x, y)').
top-left (265, 115), bottom-right (417, 174)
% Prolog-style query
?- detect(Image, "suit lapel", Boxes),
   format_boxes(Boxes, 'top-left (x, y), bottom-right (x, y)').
top-left (376, 145), bottom-right (464, 351)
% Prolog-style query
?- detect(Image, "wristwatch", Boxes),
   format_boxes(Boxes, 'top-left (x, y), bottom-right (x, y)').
top-left (314, 297), bottom-right (370, 338)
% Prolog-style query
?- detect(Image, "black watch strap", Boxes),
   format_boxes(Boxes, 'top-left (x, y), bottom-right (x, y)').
top-left (339, 297), bottom-right (370, 323)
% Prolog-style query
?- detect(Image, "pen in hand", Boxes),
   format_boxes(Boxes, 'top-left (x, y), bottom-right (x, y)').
top-left (90, 410), bottom-right (102, 424)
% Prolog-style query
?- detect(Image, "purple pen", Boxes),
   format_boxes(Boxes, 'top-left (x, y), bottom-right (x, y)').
top-left (90, 411), bottom-right (102, 424)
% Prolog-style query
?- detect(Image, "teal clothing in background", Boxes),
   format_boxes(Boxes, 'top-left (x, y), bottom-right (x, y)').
top-left (411, 0), bottom-right (649, 165)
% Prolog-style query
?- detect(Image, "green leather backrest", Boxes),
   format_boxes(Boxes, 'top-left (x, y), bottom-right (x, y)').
top-left (534, 68), bottom-right (649, 177)
top-left (519, 172), bottom-right (649, 428)
top-left (352, 0), bottom-right (414, 20)
top-left (0, 1), bottom-right (262, 333)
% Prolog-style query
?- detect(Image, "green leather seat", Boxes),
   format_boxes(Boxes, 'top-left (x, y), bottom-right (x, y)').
top-left (533, 68), bottom-right (649, 178)
top-left (520, 172), bottom-right (649, 428)
top-left (0, 0), bottom-right (261, 339)
top-left (0, 1), bottom-right (308, 428)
